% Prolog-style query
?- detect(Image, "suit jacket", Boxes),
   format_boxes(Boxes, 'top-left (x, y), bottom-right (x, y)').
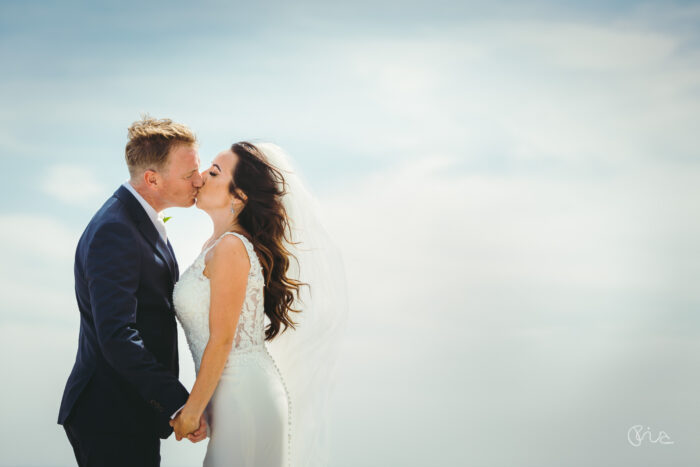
top-left (57, 185), bottom-right (189, 439)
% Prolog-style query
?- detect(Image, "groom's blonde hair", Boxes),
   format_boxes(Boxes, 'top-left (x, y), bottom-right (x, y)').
top-left (125, 115), bottom-right (197, 177)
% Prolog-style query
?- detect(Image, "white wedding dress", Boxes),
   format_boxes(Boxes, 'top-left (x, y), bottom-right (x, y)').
top-left (173, 231), bottom-right (291, 467)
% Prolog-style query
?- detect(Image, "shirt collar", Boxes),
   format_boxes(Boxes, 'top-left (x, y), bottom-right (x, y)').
top-left (122, 181), bottom-right (167, 242)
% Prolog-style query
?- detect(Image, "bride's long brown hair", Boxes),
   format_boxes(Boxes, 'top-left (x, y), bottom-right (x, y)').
top-left (230, 142), bottom-right (308, 340)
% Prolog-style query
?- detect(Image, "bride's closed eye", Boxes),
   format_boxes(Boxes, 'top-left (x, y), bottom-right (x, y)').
top-left (209, 171), bottom-right (217, 177)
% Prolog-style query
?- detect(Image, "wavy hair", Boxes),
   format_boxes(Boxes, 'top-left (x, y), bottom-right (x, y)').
top-left (229, 142), bottom-right (308, 340)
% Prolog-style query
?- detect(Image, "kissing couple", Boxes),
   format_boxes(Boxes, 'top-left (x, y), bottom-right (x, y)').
top-left (57, 116), bottom-right (347, 466)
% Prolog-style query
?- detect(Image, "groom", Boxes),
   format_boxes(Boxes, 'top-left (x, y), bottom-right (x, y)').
top-left (58, 116), bottom-right (207, 466)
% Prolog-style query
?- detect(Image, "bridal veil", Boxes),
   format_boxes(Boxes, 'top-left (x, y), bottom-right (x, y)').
top-left (255, 142), bottom-right (349, 467)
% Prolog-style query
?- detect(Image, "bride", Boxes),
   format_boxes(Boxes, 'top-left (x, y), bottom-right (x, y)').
top-left (170, 142), bottom-right (348, 467)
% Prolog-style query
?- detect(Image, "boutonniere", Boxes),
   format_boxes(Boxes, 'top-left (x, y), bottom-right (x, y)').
top-left (159, 211), bottom-right (172, 224)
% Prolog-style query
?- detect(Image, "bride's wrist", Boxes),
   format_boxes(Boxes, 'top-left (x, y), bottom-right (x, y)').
top-left (181, 404), bottom-right (202, 422)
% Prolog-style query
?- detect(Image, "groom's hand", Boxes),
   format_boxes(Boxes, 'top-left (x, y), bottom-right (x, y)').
top-left (169, 411), bottom-right (200, 441)
top-left (186, 415), bottom-right (208, 443)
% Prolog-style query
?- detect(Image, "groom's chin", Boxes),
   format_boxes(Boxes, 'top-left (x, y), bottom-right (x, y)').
top-left (181, 197), bottom-right (196, 208)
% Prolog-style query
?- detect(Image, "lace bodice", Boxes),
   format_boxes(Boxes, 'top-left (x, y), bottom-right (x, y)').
top-left (173, 231), bottom-right (266, 373)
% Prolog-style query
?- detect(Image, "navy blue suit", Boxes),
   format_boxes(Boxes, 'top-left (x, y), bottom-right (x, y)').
top-left (58, 185), bottom-right (189, 466)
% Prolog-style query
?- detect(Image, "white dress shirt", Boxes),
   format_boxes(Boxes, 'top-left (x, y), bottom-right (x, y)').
top-left (171, 403), bottom-right (185, 420)
top-left (122, 182), bottom-right (167, 243)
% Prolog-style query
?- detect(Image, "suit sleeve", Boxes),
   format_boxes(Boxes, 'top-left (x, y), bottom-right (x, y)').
top-left (85, 221), bottom-right (188, 436)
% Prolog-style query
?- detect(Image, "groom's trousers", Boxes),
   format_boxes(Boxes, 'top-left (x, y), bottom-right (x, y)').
top-left (63, 412), bottom-right (161, 467)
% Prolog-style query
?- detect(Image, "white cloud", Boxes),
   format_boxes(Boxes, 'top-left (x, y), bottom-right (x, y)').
top-left (42, 164), bottom-right (108, 206)
top-left (308, 153), bottom-right (700, 465)
top-left (320, 155), bottom-right (700, 465)
top-left (331, 17), bottom-right (699, 167)
top-left (325, 157), bottom-right (700, 303)
top-left (2, 13), bottom-right (698, 175)
top-left (0, 213), bottom-right (79, 261)
top-left (0, 214), bottom-right (80, 325)
top-left (482, 20), bottom-right (679, 70)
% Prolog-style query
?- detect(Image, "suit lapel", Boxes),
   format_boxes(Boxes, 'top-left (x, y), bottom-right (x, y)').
top-left (114, 186), bottom-right (178, 283)
top-left (166, 239), bottom-right (179, 280)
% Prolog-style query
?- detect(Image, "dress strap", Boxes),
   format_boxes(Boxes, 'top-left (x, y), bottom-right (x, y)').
top-left (220, 231), bottom-right (253, 252)
top-left (202, 231), bottom-right (257, 272)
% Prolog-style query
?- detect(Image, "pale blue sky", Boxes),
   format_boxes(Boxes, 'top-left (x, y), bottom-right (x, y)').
top-left (1, 1), bottom-right (700, 466)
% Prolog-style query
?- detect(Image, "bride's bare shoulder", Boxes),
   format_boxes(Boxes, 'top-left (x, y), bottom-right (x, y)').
top-left (202, 234), bottom-right (251, 278)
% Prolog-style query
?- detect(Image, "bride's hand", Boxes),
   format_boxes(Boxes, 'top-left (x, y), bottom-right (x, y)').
top-left (186, 414), bottom-right (208, 443)
top-left (169, 408), bottom-right (201, 441)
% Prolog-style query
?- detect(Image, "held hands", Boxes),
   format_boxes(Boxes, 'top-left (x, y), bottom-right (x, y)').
top-left (169, 408), bottom-right (208, 443)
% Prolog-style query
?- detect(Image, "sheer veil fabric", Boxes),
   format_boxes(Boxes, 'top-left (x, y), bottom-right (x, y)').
top-left (255, 142), bottom-right (349, 466)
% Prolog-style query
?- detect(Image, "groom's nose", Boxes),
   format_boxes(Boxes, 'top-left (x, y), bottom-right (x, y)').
top-left (192, 171), bottom-right (204, 188)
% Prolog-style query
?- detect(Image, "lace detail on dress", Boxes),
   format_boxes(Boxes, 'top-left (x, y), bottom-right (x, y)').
top-left (173, 231), bottom-right (266, 372)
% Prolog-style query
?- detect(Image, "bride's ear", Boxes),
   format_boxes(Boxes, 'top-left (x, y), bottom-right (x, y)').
top-left (230, 193), bottom-right (245, 212)
top-left (234, 188), bottom-right (248, 203)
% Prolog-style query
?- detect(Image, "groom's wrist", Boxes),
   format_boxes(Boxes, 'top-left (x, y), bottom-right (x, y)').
top-left (170, 403), bottom-right (186, 420)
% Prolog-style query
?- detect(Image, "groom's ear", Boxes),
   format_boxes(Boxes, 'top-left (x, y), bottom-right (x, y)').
top-left (143, 169), bottom-right (161, 189)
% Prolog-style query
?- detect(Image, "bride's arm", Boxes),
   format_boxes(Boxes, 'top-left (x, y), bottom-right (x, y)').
top-left (172, 235), bottom-right (250, 437)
